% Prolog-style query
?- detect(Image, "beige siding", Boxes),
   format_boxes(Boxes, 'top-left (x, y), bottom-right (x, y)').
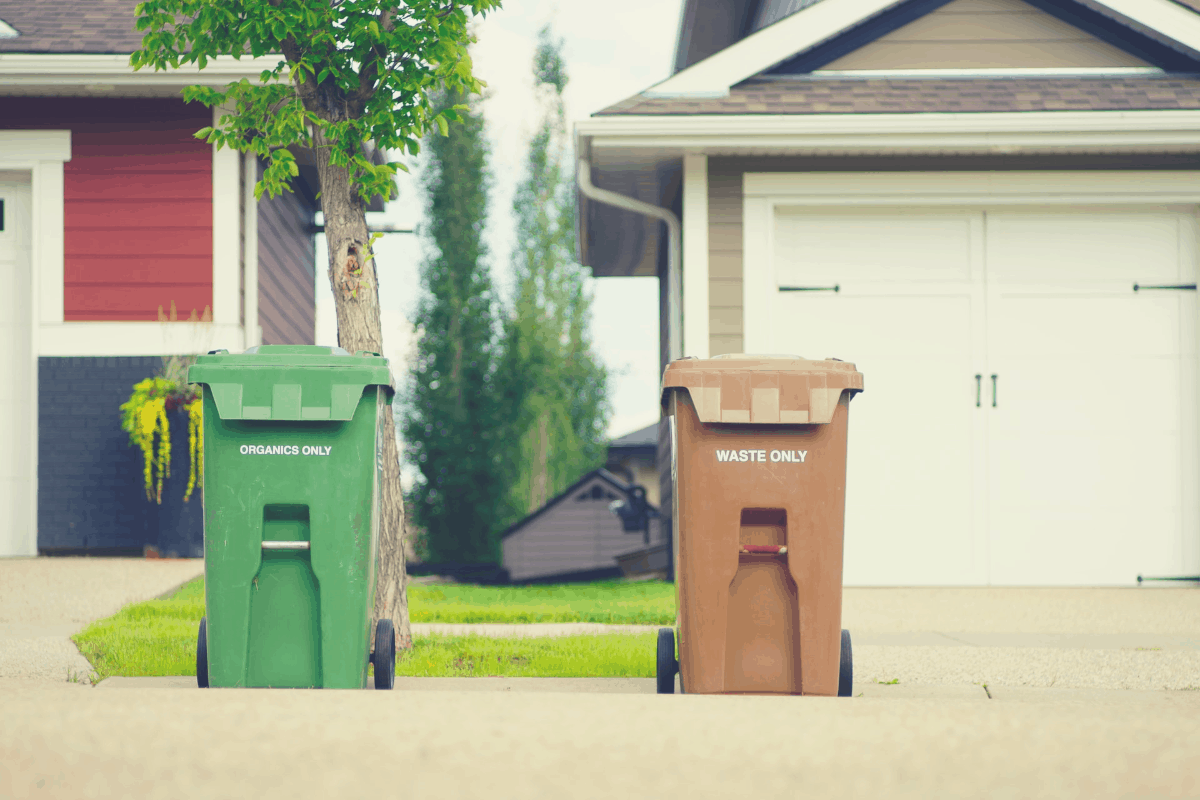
top-left (824, 0), bottom-right (1150, 70)
top-left (708, 167), bottom-right (745, 355)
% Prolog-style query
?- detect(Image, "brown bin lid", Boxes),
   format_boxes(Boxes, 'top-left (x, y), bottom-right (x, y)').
top-left (661, 354), bottom-right (863, 425)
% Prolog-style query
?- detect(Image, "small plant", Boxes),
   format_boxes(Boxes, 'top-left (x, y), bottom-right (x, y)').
top-left (119, 354), bottom-right (203, 504)
top-left (66, 667), bottom-right (95, 685)
top-left (876, 678), bottom-right (900, 685)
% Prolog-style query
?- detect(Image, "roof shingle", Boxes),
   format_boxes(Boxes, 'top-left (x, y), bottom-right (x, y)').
top-left (0, 0), bottom-right (144, 54)
top-left (597, 76), bottom-right (1200, 116)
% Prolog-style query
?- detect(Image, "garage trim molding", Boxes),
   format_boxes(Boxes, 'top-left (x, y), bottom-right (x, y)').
top-left (580, 109), bottom-right (1200, 156)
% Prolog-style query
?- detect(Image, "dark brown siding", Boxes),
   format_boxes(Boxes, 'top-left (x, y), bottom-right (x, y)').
top-left (257, 164), bottom-right (317, 345)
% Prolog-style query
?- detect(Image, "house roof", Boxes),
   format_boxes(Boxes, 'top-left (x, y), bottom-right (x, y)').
top-left (577, 0), bottom-right (1200, 281)
top-left (499, 468), bottom-right (658, 540)
top-left (0, 0), bottom-right (144, 54)
top-left (597, 74), bottom-right (1200, 116)
top-left (608, 423), bottom-right (658, 451)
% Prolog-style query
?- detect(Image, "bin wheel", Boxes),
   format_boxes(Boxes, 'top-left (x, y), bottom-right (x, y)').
top-left (657, 628), bottom-right (678, 694)
top-left (838, 629), bottom-right (853, 697)
top-left (196, 617), bottom-right (209, 689)
top-left (373, 619), bottom-right (395, 690)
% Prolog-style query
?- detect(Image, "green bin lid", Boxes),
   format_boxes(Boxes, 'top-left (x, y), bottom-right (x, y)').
top-left (188, 345), bottom-right (394, 421)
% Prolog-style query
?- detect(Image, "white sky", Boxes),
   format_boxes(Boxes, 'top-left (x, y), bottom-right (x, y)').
top-left (315, 0), bottom-right (682, 449)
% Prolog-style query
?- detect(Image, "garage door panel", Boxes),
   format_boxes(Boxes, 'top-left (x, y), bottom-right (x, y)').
top-left (776, 290), bottom-right (979, 585)
top-left (988, 505), bottom-right (1184, 585)
top-left (776, 295), bottom-right (974, 357)
top-left (992, 295), bottom-right (1183, 358)
top-left (988, 355), bottom-right (1184, 431)
top-left (774, 208), bottom-right (974, 283)
top-left (987, 211), bottom-right (1184, 284)
top-left (842, 355), bottom-right (978, 585)
top-left (986, 209), bottom-right (1191, 585)
top-left (761, 198), bottom-right (1195, 585)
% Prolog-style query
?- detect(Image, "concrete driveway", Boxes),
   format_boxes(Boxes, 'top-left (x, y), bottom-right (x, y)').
top-left (1, 557), bottom-right (1198, 798)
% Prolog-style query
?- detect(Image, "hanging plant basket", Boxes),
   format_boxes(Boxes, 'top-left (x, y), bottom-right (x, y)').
top-left (119, 356), bottom-right (205, 557)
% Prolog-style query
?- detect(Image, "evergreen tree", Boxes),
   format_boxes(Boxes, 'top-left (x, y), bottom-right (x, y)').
top-left (404, 85), bottom-right (503, 564)
top-left (496, 26), bottom-right (611, 525)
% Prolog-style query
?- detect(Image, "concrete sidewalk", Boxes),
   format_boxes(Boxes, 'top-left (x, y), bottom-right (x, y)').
top-left (4, 681), bottom-right (1198, 798)
top-left (3, 560), bottom-right (1200, 798)
top-left (0, 557), bottom-right (204, 684)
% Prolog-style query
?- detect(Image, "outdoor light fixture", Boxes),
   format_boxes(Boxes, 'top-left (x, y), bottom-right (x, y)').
top-left (609, 485), bottom-right (658, 544)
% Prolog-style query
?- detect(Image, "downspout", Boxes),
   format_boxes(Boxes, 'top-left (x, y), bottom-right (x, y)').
top-left (576, 158), bottom-right (682, 362)
top-left (577, 157), bottom-right (683, 584)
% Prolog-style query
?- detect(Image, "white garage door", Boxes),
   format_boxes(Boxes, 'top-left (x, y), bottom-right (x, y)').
top-left (0, 177), bottom-right (35, 557)
top-left (764, 204), bottom-right (1197, 585)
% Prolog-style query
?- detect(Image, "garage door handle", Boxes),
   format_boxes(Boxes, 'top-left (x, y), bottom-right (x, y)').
top-left (779, 284), bottom-right (839, 292)
top-left (975, 374), bottom-right (982, 407)
top-left (991, 374), bottom-right (998, 408)
top-left (1133, 283), bottom-right (1196, 292)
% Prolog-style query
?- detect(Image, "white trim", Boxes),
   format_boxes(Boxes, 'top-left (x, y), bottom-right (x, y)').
top-left (0, 131), bottom-right (71, 164)
top-left (809, 67), bottom-right (1164, 77)
top-left (38, 323), bottom-right (248, 357)
top-left (0, 53), bottom-right (283, 87)
top-left (211, 105), bottom-right (241, 326)
top-left (243, 151), bottom-right (260, 348)
top-left (1091, 0), bottom-right (1200, 55)
top-left (33, 160), bottom-right (64, 325)
top-left (682, 153), bottom-right (709, 359)
top-left (744, 170), bottom-right (1200, 205)
top-left (579, 110), bottom-right (1200, 162)
top-left (0, 132), bottom-right (69, 557)
top-left (649, 0), bottom-right (1200, 98)
top-left (647, 0), bottom-right (901, 97)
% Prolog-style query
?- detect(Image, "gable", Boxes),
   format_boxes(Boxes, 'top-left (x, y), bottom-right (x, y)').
top-left (822, 0), bottom-right (1150, 70)
top-left (651, 0), bottom-right (1200, 98)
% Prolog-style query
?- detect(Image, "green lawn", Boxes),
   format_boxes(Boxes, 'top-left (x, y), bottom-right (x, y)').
top-left (396, 633), bottom-right (654, 678)
top-left (72, 576), bottom-right (673, 681)
top-left (409, 580), bottom-right (675, 624)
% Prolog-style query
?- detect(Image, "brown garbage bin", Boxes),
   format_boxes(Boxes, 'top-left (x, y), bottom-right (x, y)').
top-left (657, 354), bottom-right (864, 697)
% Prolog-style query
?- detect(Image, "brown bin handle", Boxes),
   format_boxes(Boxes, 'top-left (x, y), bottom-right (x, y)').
top-left (740, 545), bottom-right (788, 555)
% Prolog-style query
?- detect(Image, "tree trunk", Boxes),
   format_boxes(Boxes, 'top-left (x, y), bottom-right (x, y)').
top-left (311, 128), bottom-right (411, 652)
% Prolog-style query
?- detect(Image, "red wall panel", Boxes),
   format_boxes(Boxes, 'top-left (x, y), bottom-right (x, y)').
top-left (0, 97), bottom-right (214, 321)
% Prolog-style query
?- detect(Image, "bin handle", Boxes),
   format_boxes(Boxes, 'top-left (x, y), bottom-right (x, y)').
top-left (740, 545), bottom-right (788, 555)
top-left (262, 541), bottom-right (310, 550)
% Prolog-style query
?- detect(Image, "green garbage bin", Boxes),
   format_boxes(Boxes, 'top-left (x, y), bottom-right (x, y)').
top-left (187, 345), bottom-right (396, 690)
